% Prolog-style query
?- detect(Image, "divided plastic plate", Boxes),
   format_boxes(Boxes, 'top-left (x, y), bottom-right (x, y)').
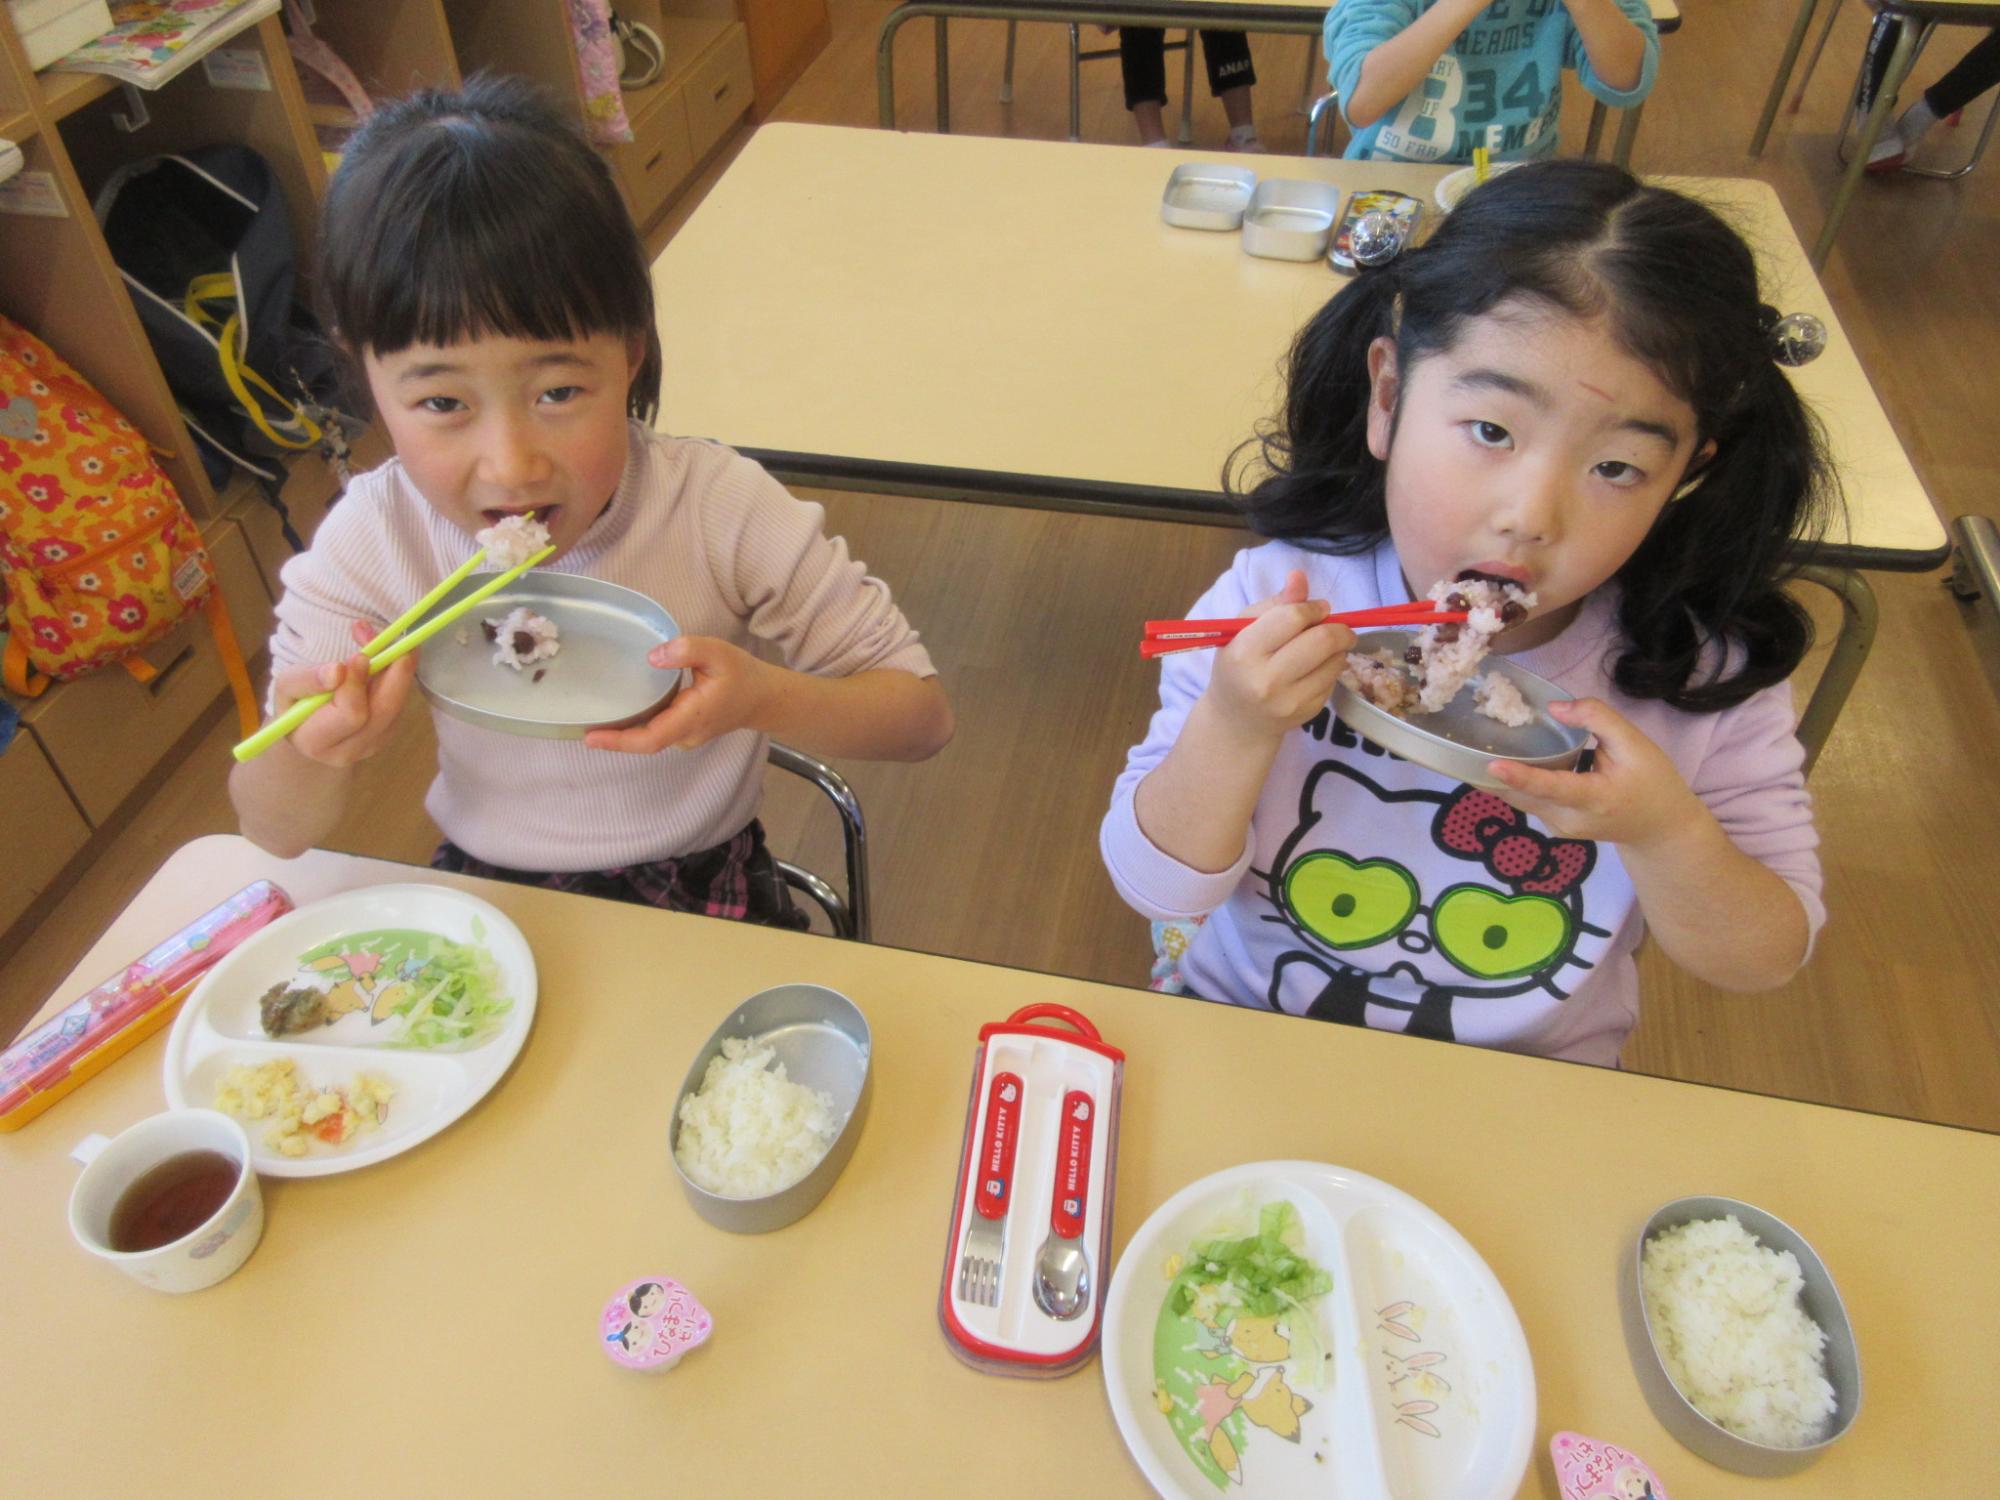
top-left (1103, 1160), bottom-right (1534, 1499)
top-left (162, 885), bottom-right (538, 1177)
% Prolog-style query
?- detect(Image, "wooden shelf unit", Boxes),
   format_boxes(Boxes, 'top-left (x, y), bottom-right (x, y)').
top-left (440, 0), bottom-right (758, 233)
top-left (1, 0), bottom-right (807, 946)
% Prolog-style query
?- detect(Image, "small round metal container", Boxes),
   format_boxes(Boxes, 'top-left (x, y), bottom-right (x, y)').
top-left (668, 984), bottom-right (873, 1234)
top-left (1332, 629), bottom-right (1589, 791)
top-left (414, 571), bottom-right (687, 739)
top-left (1622, 1195), bottom-right (1862, 1476)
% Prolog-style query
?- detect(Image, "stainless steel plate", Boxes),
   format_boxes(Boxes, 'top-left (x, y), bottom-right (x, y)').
top-left (1331, 629), bottom-right (1588, 790)
top-left (1160, 162), bottom-right (1257, 231)
top-left (413, 570), bottom-right (686, 739)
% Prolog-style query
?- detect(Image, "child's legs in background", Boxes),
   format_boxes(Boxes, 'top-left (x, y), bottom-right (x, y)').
top-left (1119, 27), bottom-right (1173, 143)
top-left (1199, 30), bottom-right (1258, 126)
top-left (1926, 26), bottom-right (2000, 118)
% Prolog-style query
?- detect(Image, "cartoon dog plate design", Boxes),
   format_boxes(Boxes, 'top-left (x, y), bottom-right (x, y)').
top-left (1102, 1161), bottom-right (1534, 1499)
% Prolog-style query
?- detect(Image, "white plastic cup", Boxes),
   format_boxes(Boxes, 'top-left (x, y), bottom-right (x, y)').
top-left (68, 1109), bottom-right (263, 1293)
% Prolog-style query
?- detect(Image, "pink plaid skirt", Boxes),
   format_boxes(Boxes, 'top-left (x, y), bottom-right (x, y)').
top-left (431, 819), bottom-right (808, 930)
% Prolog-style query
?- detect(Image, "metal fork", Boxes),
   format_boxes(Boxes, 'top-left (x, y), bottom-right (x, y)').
top-left (957, 1070), bottom-right (1023, 1308)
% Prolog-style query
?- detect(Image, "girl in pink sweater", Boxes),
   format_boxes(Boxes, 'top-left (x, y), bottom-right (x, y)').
top-left (232, 79), bottom-right (952, 921)
top-left (1103, 161), bottom-right (1842, 1062)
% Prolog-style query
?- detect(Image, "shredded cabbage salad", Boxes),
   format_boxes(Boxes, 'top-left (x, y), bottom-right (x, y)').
top-left (293, 924), bottom-right (513, 1050)
top-left (1166, 1200), bottom-right (1335, 1372)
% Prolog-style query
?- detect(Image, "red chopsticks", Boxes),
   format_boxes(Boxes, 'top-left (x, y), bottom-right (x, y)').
top-left (1140, 601), bottom-right (1466, 659)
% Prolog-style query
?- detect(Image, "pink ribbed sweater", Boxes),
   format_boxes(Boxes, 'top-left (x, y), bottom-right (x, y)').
top-left (267, 424), bottom-right (934, 871)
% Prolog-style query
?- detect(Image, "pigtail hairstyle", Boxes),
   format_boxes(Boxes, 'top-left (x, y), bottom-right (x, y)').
top-left (315, 74), bottom-right (663, 422)
top-left (1229, 159), bottom-right (1840, 712)
top-left (1227, 267), bottom-right (1401, 550)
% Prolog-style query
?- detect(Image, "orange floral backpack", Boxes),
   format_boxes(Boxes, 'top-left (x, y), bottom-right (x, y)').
top-left (0, 312), bottom-right (257, 735)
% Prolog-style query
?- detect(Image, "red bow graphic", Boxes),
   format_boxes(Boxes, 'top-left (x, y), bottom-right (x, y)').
top-left (1432, 788), bottom-right (1595, 895)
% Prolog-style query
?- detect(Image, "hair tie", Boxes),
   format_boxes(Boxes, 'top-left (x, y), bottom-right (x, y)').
top-left (1350, 210), bottom-right (1413, 269)
top-left (1757, 303), bottom-right (1827, 367)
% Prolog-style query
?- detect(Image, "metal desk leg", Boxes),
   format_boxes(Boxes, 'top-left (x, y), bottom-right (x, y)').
top-left (1791, 0), bottom-right (1849, 113)
top-left (937, 14), bottom-right (952, 132)
top-left (1751, 0), bottom-right (1824, 155)
top-left (1179, 27), bottom-right (1196, 144)
top-left (1611, 100), bottom-right (1645, 168)
top-left (1792, 564), bottom-right (1878, 775)
top-left (1068, 23), bottom-right (1082, 140)
top-left (1811, 18), bottom-right (1925, 268)
top-left (1584, 98), bottom-right (1608, 159)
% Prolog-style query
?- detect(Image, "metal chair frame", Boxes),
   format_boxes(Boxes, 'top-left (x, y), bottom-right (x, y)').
top-left (1829, 15), bottom-right (2000, 178)
top-left (767, 743), bottom-right (872, 942)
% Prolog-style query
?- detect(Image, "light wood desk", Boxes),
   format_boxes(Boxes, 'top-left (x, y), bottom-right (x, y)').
top-left (4, 836), bottom-right (1997, 1495)
top-left (655, 124), bottom-right (1945, 571)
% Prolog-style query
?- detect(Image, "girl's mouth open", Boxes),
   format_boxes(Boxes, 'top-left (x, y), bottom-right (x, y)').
top-left (481, 506), bottom-right (558, 528)
top-left (1455, 565), bottom-right (1533, 590)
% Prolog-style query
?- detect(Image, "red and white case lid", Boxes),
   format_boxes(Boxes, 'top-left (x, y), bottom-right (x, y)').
top-left (938, 1004), bottom-right (1124, 1376)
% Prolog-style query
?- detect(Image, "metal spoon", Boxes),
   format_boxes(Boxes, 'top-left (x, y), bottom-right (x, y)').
top-left (1032, 1088), bottom-right (1097, 1322)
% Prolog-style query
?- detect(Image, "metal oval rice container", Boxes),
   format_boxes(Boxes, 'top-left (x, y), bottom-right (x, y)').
top-left (669, 984), bottom-right (872, 1233)
top-left (1332, 629), bottom-right (1589, 790)
top-left (1621, 1195), bottom-right (1862, 1475)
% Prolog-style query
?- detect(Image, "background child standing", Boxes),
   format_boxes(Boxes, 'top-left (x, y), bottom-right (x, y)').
top-left (231, 78), bottom-right (952, 922)
top-left (1325, 0), bottom-right (1658, 162)
top-left (1103, 161), bottom-right (1839, 1064)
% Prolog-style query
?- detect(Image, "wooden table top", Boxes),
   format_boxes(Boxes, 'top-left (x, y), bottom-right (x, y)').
top-left (653, 125), bottom-right (1944, 569)
top-left (4, 836), bottom-right (1995, 1495)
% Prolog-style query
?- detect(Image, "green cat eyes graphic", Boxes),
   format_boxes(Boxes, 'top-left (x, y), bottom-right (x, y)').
top-left (1431, 884), bottom-right (1573, 979)
top-left (1282, 852), bottom-right (1420, 950)
top-left (1281, 857), bottom-right (1572, 978)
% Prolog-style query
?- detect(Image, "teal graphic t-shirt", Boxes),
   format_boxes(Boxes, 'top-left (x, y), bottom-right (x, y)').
top-left (1325, 0), bottom-right (1659, 163)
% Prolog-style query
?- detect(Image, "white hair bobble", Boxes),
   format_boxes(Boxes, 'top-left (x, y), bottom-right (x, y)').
top-left (1762, 308), bottom-right (1828, 367)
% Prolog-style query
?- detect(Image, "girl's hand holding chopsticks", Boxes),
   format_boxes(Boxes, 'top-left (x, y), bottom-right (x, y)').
top-left (232, 540), bottom-right (556, 762)
top-left (1140, 597), bottom-right (1468, 658)
top-left (1193, 570), bottom-right (1360, 737)
top-left (266, 619), bottom-right (421, 768)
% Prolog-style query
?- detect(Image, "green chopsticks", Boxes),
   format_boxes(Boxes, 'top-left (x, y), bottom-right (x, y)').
top-left (231, 544), bottom-right (556, 763)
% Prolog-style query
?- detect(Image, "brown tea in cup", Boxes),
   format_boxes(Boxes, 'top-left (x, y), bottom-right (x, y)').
top-left (108, 1149), bottom-right (240, 1252)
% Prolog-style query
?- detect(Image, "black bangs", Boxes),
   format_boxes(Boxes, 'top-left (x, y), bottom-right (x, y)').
top-left (317, 75), bottom-right (662, 420)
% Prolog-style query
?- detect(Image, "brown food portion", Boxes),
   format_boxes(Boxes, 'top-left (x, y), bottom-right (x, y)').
top-left (512, 630), bottom-right (536, 656)
top-left (480, 620), bottom-right (498, 643)
top-left (532, 668), bottom-right (546, 683)
top-left (258, 982), bottom-right (327, 1037)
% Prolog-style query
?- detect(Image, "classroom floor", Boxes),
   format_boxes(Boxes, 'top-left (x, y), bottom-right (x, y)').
top-left (5, 0), bottom-right (1998, 1132)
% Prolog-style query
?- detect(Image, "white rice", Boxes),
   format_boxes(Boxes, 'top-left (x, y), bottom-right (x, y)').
top-left (1641, 1216), bottom-right (1837, 1448)
top-left (1472, 672), bottom-right (1533, 727)
top-left (474, 512), bottom-right (552, 571)
top-left (485, 607), bottom-right (559, 670)
top-left (673, 1037), bottom-right (841, 1197)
